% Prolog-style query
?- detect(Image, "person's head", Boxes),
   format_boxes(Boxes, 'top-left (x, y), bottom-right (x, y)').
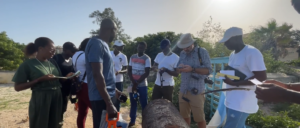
top-left (137, 41), bottom-right (147, 54)
top-left (62, 42), bottom-right (77, 58)
top-left (78, 38), bottom-right (90, 51)
top-left (219, 27), bottom-right (244, 50)
top-left (25, 37), bottom-right (55, 59)
top-left (113, 40), bottom-right (125, 52)
top-left (99, 18), bottom-right (117, 43)
top-left (177, 33), bottom-right (195, 53)
top-left (292, 0), bottom-right (300, 14)
top-left (160, 39), bottom-right (171, 52)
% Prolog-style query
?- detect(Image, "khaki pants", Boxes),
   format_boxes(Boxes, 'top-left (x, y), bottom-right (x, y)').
top-left (179, 91), bottom-right (205, 122)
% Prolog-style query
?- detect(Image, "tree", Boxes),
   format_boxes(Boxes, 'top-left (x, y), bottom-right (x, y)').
top-left (89, 8), bottom-right (131, 43)
top-left (0, 32), bottom-right (25, 70)
top-left (197, 16), bottom-right (225, 44)
top-left (250, 19), bottom-right (293, 60)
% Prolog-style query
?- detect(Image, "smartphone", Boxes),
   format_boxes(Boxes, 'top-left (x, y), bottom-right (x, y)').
top-left (119, 95), bottom-right (128, 103)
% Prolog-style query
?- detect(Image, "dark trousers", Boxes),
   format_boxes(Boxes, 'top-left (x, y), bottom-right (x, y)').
top-left (113, 82), bottom-right (123, 112)
top-left (90, 100), bottom-right (107, 128)
top-left (61, 88), bottom-right (70, 120)
top-left (29, 89), bottom-right (62, 128)
top-left (129, 86), bottom-right (148, 124)
top-left (76, 83), bottom-right (91, 128)
top-left (152, 85), bottom-right (174, 102)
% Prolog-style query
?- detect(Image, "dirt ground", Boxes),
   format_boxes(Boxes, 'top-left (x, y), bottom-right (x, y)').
top-left (0, 84), bottom-right (142, 128)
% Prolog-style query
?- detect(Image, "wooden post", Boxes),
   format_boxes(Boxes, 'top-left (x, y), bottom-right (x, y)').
top-left (142, 99), bottom-right (189, 128)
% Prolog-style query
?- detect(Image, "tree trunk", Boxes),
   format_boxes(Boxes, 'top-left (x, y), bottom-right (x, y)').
top-left (142, 99), bottom-right (189, 128)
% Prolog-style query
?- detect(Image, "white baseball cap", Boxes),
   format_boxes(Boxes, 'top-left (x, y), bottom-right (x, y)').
top-left (113, 40), bottom-right (125, 46)
top-left (219, 27), bottom-right (243, 43)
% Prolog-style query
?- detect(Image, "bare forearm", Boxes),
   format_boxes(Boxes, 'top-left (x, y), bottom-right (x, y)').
top-left (137, 73), bottom-right (149, 83)
top-left (287, 83), bottom-right (300, 92)
top-left (94, 74), bottom-right (113, 105)
top-left (232, 76), bottom-right (267, 86)
top-left (165, 69), bottom-right (179, 77)
top-left (285, 89), bottom-right (300, 104)
top-left (15, 80), bottom-right (39, 92)
top-left (119, 69), bottom-right (127, 74)
top-left (195, 68), bottom-right (209, 75)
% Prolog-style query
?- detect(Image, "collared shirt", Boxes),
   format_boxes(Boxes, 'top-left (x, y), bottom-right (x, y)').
top-left (177, 46), bottom-right (213, 95)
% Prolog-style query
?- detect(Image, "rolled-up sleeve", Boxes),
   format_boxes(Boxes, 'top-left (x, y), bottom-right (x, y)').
top-left (200, 48), bottom-right (213, 75)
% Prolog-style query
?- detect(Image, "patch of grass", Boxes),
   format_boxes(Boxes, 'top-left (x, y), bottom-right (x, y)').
top-left (0, 99), bottom-right (20, 111)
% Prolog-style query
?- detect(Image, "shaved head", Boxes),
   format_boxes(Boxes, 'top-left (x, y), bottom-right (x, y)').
top-left (99, 18), bottom-right (117, 43)
top-left (101, 18), bottom-right (116, 29)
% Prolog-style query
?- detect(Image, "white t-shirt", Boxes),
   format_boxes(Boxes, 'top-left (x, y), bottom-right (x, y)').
top-left (225, 45), bottom-right (266, 114)
top-left (72, 51), bottom-right (87, 83)
top-left (154, 52), bottom-right (179, 86)
top-left (110, 51), bottom-right (128, 82)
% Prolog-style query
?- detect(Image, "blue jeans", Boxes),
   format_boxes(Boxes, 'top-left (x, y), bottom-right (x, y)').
top-left (129, 86), bottom-right (148, 124)
top-left (223, 107), bottom-right (250, 128)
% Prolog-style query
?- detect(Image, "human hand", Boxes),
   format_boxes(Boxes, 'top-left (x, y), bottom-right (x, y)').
top-left (115, 71), bottom-right (120, 76)
top-left (106, 104), bottom-right (118, 118)
top-left (159, 67), bottom-right (167, 74)
top-left (255, 83), bottom-right (288, 103)
top-left (263, 79), bottom-right (288, 89)
top-left (180, 65), bottom-right (192, 73)
top-left (132, 82), bottom-right (138, 93)
top-left (66, 72), bottom-right (74, 77)
top-left (115, 90), bottom-right (127, 103)
top-left (223, 75), bottom-right (236, 86)
top-left (37, 74), bottom-right (57, 82)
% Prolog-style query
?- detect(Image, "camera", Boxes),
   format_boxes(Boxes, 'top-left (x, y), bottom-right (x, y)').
top-left (204, 77), bottom-right (214, 84)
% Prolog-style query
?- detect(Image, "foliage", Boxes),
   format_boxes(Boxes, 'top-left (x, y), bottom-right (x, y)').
top-left (89, 8), bottom-right (131, 45)
top-left (272, 103), bottom-right (300, 121)
top-left (172, 74), bottom-right (181, 110)
top-left (288, 58), bottom-right (300, 67)
top-left (147, 82), bottom-right (155, 102)
top-left (197, 16), bottom-right (225, 44)
top-left (250, 19), bottom-right (293, 60)
top-left (246, 110), bottom-right (300, 128)
top-left (0, 32), bottom-right (25, 70)
top-left (263, 50), bottom-right (294, 73)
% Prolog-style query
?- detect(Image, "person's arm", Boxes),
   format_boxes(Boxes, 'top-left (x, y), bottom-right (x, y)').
top-left (194, 48), bottom-right (212, 75)
top-left (224, 49), bottom-right (267, 86)
top-left (164, 68), bottom-right (179, 77)
top-left (15, 75), bottom-right (58, 91)
top-left (119, 55), bottom-right (128, 74)
top-left (264, 79), bottom-right (300, 92)
top-left (285, 89), bottom-right (300, 104)
top-left (136, 57), bottom-right (151, 83)
top-left (91, 62), bottom-right (113, 106)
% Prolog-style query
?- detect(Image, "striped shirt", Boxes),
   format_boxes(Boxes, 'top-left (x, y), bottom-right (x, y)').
top-left (129, 54), bottom-right (151, 87)
top-left (177, 46), bottom-right (213, 95)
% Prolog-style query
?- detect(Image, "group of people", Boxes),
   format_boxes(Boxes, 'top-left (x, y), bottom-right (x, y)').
top-left (11, 2), bottom-right (300, 127)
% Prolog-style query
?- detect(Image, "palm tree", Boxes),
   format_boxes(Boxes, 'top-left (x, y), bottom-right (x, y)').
top-left (252, 19), bottom-right (293, 60)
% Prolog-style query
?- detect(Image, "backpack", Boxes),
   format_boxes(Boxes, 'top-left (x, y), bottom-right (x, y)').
top-left (70, 52), bottom-right (86, 96)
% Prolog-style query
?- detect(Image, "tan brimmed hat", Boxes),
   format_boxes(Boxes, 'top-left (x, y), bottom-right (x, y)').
top-left (177, 33), bottom-right (195, 49)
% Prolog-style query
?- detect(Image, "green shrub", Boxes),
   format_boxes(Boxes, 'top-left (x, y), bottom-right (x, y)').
top-left (272, 103), bottom-right (300, 121)
top-left (247, 110), bottom-right (300, 128)
top-left (263, 50), bottom-right (294, 73)
top-left (172, 75), bottom-right (181, 110)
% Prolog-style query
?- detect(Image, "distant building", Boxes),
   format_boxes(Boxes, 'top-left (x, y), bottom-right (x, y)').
top-left (56, 46), bottom-right (63, 54)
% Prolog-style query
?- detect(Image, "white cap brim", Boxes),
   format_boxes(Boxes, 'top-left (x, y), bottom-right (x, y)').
top-left (219, 36), bottom-right (230, 43)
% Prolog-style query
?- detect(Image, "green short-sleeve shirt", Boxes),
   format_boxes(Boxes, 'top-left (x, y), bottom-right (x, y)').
top-left (12, 59), bottom-right (62, 91)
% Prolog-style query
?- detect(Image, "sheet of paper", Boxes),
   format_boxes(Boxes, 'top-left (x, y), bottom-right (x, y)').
top-left (54, 71), bottom-right (81, 79)
top-left (249, 78), bottom-right (263, 85)
top-left (219, 70), bottom-right (235, 79)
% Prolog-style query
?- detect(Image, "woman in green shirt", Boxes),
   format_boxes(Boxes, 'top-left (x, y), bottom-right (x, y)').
top-left (12, 37), bottom-right (73, 128)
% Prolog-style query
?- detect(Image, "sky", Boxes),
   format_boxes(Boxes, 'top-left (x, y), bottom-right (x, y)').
top-left (1, 0), bottom-right (300, 47)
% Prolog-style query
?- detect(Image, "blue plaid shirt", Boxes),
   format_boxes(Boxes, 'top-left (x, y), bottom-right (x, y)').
top-left (177, 46), bottom-right (213, 95)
